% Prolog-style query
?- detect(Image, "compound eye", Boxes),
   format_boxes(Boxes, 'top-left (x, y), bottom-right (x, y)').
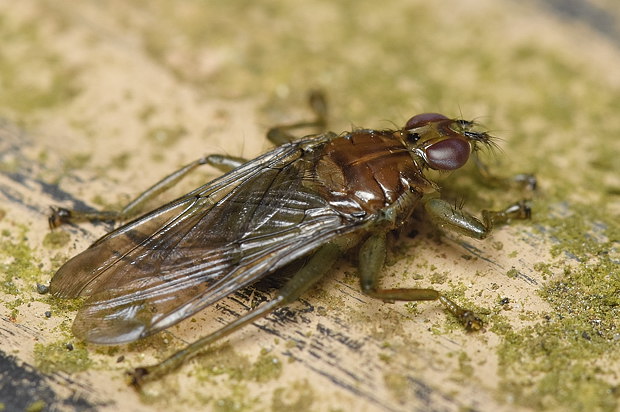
top-left (426, 138), bottom-right (470, 170)
top-left (405, 113), bottom-right (449, 129)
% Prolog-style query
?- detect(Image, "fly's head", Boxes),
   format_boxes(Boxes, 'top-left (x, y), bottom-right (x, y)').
top-left (401, 113), bottom-right (495, 172)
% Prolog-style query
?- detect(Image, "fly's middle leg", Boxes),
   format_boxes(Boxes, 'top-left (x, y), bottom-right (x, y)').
top-left (358, 233), bottom-right (483, 331)
top-left (266, 90), bottom-right (328, 145)
top-left (49, 154), bottom-right (247, 228)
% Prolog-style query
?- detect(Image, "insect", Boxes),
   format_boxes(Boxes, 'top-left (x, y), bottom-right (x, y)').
top-left (48, 93), bottom-right (534, 387)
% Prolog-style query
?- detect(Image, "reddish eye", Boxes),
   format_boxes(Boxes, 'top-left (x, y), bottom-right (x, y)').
top-left (426, 138), bottom-right (470, 170)
top-left (405, 113), bottom-right (449, 129)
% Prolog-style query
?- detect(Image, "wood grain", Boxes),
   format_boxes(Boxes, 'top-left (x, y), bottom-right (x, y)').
top-left (1, 1), bottom-right (619, 411)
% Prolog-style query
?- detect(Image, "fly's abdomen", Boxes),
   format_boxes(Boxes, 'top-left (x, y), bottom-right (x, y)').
top-left (313, 130), bottom-right (419, 215)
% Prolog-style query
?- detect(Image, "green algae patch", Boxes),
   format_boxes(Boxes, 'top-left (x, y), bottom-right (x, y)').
top-left (0, 14), bottom-right (81, 119)
top-left (457, 351), bottom-right (474, 378)
top-left (110, 152), bottom-right (132, 170)
top-left (180, 343), bottom-right (287, 411)
top-left (25, 400), bottom-right (45, 412)
top-left (45, 294), bottom-right (85, 318)
top-left (272, 379), bottom-right (315, 412)
top-left (0, 226), bottom-right (41, 295)
top-left (64, 153), bottom-right (92, 172)
top-left (194, 343), bottom-right (251, 382)
top-left (496, 313), bottom-right (619, 411)
top-left (212, 391), bottom-right (258, 412)
top-left (247, 350), bottom-right (283, 383)
top-left (538, 203), bottom-right (619, 260)
top-left (495, 200), bottom-right (620, 412)
top-left (194, 343), bottom-right (283, 384)
top-left (42, 230), bottom-right (71, 249)
top-left (34, 340), bottom-right (92, 374)
top-left (383, 372), bottom-right (409, 404)
top-left (505, 268), bottom-right (519, 279)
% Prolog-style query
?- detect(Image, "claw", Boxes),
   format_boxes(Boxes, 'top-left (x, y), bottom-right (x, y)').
top-left (503, 200), bottom-right (532, 220)
top-left (439, 295), bottom-right (484, 331)
top-left (48, 207), bottom-right (72, 229)
top-left (509, 173), bottom-right (537, 192)
top-left (460, 310), bottom-right (484, 332)
top-left (127, 367), bottom-right (149, 390)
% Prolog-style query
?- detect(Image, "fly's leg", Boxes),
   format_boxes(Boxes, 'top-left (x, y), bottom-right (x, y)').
top-left (49, 154), bottom-right (247, 228)
top-left (423, 197), bottom-right (531, 240)
top-left (392, 198), bottom-right (530, 327)
top-left (266, 90), bottom-right (328, 145)
top-left (473, 153), bottom-right (537, 192)
top-left (129, 242), bottom-right (341, 388)
top-left (50, 91), bottom-right (328, 228)
top-left (359, 233), bottom-right (483, 331)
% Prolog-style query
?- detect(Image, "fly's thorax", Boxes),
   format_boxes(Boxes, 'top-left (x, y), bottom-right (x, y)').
top-left (312, 129), bottom-right (430, 216)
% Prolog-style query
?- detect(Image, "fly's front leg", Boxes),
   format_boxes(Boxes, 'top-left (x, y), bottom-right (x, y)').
top-left (358, 233), bottom-right (483, 331)
top-left (423, 197), bottom-right (531, 240)
top-left (129, 242), bottom-right (341, 388)
top-left (266, 90), bottom-right (328, 145)
top-left (49, 154), bottom-right (247, 228)
top-left (473, 153), bottom-right (537, 193)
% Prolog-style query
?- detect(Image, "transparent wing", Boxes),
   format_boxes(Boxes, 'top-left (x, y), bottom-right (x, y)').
top-left (50, 135), bottom-right (366, 344)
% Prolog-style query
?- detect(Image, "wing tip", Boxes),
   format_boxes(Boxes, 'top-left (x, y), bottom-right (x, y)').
top-left (72, 304), bottom-right (148, 345)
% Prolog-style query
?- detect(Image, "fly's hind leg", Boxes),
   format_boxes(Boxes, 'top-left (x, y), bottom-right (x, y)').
top-left (266, 90), bottom-right (328, 145)
top-left (50, 91), bottom-right (329, 228)
top-left (129, 242), bottom-right (342, 388)
top-left (49, 154), bottom-right (247, 228)
top-left (359, 233), bottom-right (483, 331)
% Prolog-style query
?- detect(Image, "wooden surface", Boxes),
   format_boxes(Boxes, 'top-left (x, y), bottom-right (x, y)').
top-left (1, 1), bottom-right (619, 411)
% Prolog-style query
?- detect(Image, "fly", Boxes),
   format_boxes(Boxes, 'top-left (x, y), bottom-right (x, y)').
top-left (48, 92), bottom-right (535, 387)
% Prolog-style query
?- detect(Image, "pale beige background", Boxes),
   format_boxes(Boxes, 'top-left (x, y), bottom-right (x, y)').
top-left (0, 1), bottom-right (619, 411)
